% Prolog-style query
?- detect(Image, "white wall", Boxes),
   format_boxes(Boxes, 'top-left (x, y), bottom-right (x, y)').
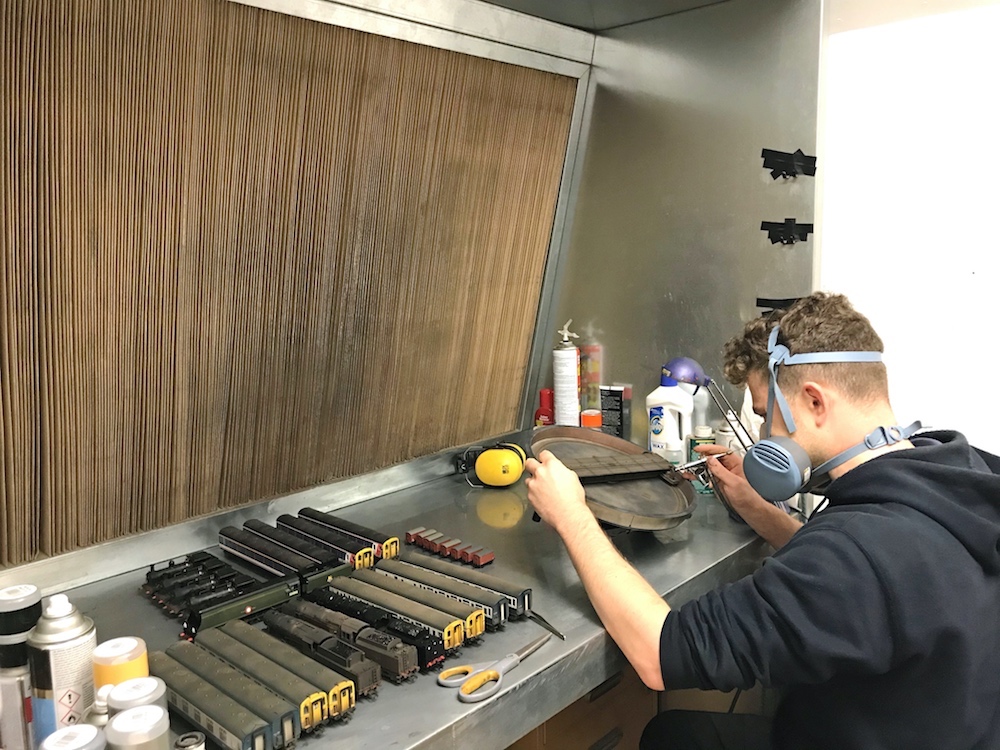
top-left (818, 2), bottom-right (1000, 453)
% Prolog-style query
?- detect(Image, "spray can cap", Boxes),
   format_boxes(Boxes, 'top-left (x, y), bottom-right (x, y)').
top-left (557, 320), bottom-right (579, 345)
top-left (694, 425), bottom-right (713, 438)
top-left (45, 594), bottom-right (73, 619)
top-left (28, 595), bottom-right (93, 645)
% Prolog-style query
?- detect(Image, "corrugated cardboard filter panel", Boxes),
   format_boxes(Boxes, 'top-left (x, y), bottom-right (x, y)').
top-left (0, 0), bottom-right (576, 566)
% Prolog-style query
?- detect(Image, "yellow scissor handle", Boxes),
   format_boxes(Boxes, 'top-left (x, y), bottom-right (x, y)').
top-left (439, 664), bottom-right (477, 685)
top-left (459, 669), bottom-right (502, 701)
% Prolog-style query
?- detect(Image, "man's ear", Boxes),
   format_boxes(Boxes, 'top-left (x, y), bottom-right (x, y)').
top-left (801, 381), bottom-right (829, 428)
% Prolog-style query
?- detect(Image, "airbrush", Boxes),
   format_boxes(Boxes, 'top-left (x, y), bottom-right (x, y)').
top-left (671, 450), bottom-right (734, 486)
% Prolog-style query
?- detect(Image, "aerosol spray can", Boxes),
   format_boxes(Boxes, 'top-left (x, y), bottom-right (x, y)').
top-left (553, 320), bottom-right (580, 427)
top-left (0, 584), bottom-right (43, 750)
top-left (27, 595), bottom-right (97, 744)
top-left (578, 322), bottom-right (603, 412)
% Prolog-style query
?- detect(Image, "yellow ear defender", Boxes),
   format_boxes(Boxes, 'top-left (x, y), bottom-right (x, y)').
top-left (455, 443), bottom-right (526, 487)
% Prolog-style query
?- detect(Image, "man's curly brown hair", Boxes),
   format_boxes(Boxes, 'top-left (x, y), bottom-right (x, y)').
top-left (723, 292), bottom-right (889, 403)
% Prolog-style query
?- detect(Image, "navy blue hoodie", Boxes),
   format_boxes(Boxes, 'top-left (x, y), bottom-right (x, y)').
top-left (659, 431), bottom-right (1000, 749)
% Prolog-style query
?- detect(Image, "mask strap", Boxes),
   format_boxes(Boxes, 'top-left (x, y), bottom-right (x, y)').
top-left (806, 421), bottom-right (923, 492)
top-left (765, 325), bottom-right (884, 435)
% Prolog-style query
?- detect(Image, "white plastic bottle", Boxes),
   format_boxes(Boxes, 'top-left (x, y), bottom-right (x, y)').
top-left (663, 439), bottom-right (685, 466)
top-left (646, 366), bottom-right (694, 464)
top-left (679, 382), bottom-right (710, 430)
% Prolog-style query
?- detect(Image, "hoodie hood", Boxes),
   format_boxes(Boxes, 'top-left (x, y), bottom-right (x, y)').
top-left (825, 430), bottom-right (1000, 574)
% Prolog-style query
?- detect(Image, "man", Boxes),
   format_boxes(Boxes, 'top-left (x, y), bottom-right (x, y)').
top-left (524, 292), bottom-right (1000, 749)
top-left (700, 307), bottom-right (804, 550)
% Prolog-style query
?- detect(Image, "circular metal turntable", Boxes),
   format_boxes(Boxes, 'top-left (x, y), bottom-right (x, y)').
top-left (530, 426), bottom-right (695, 531)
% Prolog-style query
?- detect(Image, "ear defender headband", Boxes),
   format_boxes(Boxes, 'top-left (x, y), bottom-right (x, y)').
top-left (743, 323), bottom-right (921, 503)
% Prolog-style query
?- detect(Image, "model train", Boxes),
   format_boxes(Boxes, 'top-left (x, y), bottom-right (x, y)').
top-left (262, 611), bottom-right (382, 697)
top-left (281, 598), bottom-right (419, 683)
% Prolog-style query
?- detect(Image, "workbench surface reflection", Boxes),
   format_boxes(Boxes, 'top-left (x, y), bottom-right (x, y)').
top-left (69, 474), bottom-right (766, 750)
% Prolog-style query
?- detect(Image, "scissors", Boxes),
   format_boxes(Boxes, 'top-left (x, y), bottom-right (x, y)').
top-left (437, 634), bottom-right (551, 703)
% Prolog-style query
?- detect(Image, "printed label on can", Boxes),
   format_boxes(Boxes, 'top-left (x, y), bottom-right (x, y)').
top-left (32, 629), bottom-right (97, 739)
top-left (0, 669), bottom-right (35, 750)
top-left (33, 697), bottom-right (58, 739)
top-left (553, 347), bottom-right (581, 426)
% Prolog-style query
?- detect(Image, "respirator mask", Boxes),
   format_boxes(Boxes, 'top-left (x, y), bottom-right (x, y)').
top-left (742, 324), bottom-right (921, 503)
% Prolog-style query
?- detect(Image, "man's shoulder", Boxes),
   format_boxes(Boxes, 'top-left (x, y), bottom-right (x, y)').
top-left (776, 503), bottom-right (930, 562)
top-left (787, 502), bottom-right (893, 538)
top-left (798, 500), bottom-right (926, 536)
top-left (775, 502), bottom-right (963, 587)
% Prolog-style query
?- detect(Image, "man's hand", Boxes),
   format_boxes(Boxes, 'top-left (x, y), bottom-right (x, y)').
top-left (695, 445), bottom-right (803, 548)
top-left (694, 444), bottom-right (758, 509)
top-left (523, 450), bottom-right (592, 535)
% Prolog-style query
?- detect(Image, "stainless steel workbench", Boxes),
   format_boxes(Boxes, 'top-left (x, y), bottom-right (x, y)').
top-left (67, 473), bottom-right (766, 750)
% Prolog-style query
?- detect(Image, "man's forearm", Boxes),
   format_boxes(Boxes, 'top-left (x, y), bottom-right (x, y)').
top-left (705, 454), bottom-right (803, 549)
top-left (556, 513), bottom-right (670, 691)
top-left (729, 495), bottom-right (802, 548)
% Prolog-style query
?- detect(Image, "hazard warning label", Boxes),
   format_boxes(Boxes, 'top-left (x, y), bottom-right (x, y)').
top-left (58, 689), bottom-right (82, 725)
top-left (58, 689), bottom-right (80, 709)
